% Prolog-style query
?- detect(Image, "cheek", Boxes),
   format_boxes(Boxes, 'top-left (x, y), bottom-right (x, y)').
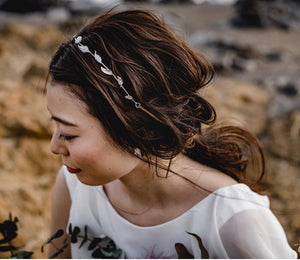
top-left (71, 141), bottom-right (120, 169)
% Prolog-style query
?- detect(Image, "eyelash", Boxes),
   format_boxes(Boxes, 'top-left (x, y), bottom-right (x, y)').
top-left (59, 134), bottom-right (76, 141)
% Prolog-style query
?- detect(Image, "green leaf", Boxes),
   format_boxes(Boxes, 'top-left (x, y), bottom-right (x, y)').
top-left (0, 237), bottom-right (10, 244)
top-left (112, 249), bottom-right (122, 258)
top-left (49, 249), bottom-right (64, 259)
top-left (9, 250), bottom-right (33, 259)
top-left (46, 229), bottom-right (64, 243)
top-left (101, 249), bottom-right (114, 258)
top-left (49, 244), bottom-right (68, 259)
top-left (97, 248), bottom-right (122, 259)
top-left (63, 234), bottom-right (70, 245)
top-left (99, 236), bottom-right (116, 251)
top-left (71, 226), bottom-right (80, 243)
top-left (79, 226), bottom-right (88, 249)
top-left (88, 238), bottom-right (102, 250)
top-left (0, 245), bottom-right (21, 252)
top-left (68, 223), bottom-right (73, 235)
top-left (41, 229), bottom-right (64, 252)
top-left (52, 229), bottom-right (64, 239)
top-left (91, 248), bottom-right (103, 258)
top-left (187, 232), bottom-right (209, 259)
top-left (1, 220), bottom-right (18, 242)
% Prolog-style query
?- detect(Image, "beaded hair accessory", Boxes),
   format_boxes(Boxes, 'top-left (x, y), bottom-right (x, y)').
top-left (74, 35), bottom-right (164, 124)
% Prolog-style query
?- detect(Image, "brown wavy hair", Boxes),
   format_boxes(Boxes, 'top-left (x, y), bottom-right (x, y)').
top-left (48, 9), bottom-right (266, 191)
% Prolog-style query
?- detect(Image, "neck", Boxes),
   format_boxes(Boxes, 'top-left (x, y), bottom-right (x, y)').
top-left (104, 154), bottom-right (188, 209)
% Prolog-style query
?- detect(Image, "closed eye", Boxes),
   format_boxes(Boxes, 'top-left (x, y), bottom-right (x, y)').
top-left (59, 134), bottom-right (77, 141)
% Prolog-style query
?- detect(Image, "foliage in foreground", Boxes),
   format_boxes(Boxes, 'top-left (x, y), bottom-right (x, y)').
top-left (0, 213), bottom-right (122, 259)
top-left (0, 213), bottom-right (299, 259)
top-left (0, 213), bottom-right (33, 259)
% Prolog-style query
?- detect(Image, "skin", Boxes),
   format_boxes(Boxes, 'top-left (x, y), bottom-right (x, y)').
top-left (47, 83), bottom-right (142, 186)
top-left (47, 81), bottom-right (237, 258)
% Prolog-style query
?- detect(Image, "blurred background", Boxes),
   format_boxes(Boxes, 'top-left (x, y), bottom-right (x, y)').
top-left (0, 0), bottom-right (299, 258)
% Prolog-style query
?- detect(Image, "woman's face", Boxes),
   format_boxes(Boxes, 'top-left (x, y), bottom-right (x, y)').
top-left (46, 82), bottom-right (141, 186)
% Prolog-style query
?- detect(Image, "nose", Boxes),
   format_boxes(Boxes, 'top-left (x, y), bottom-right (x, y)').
top-left (50, 130), bottom-right (69, 156)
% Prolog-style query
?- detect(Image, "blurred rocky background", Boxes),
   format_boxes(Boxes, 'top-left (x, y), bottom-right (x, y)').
top-left (0, 0), bottom-right (299, 258)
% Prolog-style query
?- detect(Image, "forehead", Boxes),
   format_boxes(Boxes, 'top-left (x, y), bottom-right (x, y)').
top-left (46, 81), bottom-right (91, 121)
top-left (47, 81), bottom-right (81, 104)
top-left (46, 81), bottom-right (116, 144)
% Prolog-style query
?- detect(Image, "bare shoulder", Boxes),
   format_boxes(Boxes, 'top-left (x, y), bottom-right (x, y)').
top-left (179, 155), bottom-right (238, 195)
top-left (199, 166), bottom-right (238, 193)
top-left (167, 155), bottom-right (240, 217)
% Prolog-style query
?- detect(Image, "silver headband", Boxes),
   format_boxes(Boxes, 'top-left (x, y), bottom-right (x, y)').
top-left (74, 35), bottom-right (164, 124)
top-left (74, 36), bottom-right (141, 108)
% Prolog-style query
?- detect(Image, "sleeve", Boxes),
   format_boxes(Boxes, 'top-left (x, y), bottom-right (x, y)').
top-left (219, 208), bottom-right (297, 258)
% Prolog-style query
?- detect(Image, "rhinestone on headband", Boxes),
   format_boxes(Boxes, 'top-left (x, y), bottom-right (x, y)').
top-left (73, 35), bottom-right (165, 125)
top-left (74, 36), bottom-right (142, 109)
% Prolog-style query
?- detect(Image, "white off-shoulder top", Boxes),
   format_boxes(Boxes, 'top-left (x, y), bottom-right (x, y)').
top-left (63, 166), bottom-right (297, 259)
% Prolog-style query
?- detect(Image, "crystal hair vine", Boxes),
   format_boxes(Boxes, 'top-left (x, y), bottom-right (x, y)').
top-left (73, 35), bottom-right (164, 124)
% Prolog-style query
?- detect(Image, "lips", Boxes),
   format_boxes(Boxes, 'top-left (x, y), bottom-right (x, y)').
top-left (66, 166), bottom-right (82, 174)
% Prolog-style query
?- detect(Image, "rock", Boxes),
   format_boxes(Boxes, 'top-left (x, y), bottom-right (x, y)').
top-left (0, 22), bottom-right (64, 51)
top-left (22, 60), bottom-right (49, 92)
top-left (189, 31), bottom-right (260, 59)
top-left (231, 0), bottom-right (300, 30)
top-left (0, 24), bottom-right (63, 84)
top-left (277, 82), bottom-right (298, 97)
top-left (190, 36), bottom-right (261, 74)
top-left (0, 138), bottom-right (59, 258)
top-left (0, 30), bottom-right (35, 82)
top-left (23, 61), bottom-right (48, 81)
top-left (209, 52), bottom-right (257, 73)
top-left (0, 138), bottom-right (16, 171)
top-left (231, 57), bottom-right (257, 72)
top-left (13, 138), bottom-right (61, 176)
top-left (0, 86), bottom-right (54, 138)
top-left (0, 171), bottom-right (55, 259)
top-left (209, 39), bottom-right (259, 60)
top-left (267, 111), bottom-right (300, 163)
top-left (0, 0), bottom-right (56, 13)
top-left (68, 0), bottom-right (124, 15)
top-left (0, 21), bottom-right (64, 259)
top-left (29, 25), bottom-right (64, 51)
top-left (264, 51), bottom-right (283, 62)
top-left (269, 94), bottom-right (300, 119)
top-left (187, 31), bottom-right (219, 48)
top-left (46, 7), bottom-right (71, 23)
top-left (202, 78), bottom-right (271, 135)
top-left (266, 155), bottom-right (300, 243)
top-left (257, 74), bottom-right (300, 119)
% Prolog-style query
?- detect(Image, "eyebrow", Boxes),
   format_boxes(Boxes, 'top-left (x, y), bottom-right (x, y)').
top-left (51, 116), bottom-right (78, 127)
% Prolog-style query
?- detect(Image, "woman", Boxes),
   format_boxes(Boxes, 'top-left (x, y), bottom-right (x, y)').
top-left (47, 9), bottom-right (297, 258)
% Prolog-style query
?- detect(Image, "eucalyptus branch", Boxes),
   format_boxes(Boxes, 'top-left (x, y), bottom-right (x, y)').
top-left (8, 241), bottom-right (14, 256)
top-left (0, 213), bottom-right (33, 259)
top-left (49, 241), bottom-right (60, 251)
